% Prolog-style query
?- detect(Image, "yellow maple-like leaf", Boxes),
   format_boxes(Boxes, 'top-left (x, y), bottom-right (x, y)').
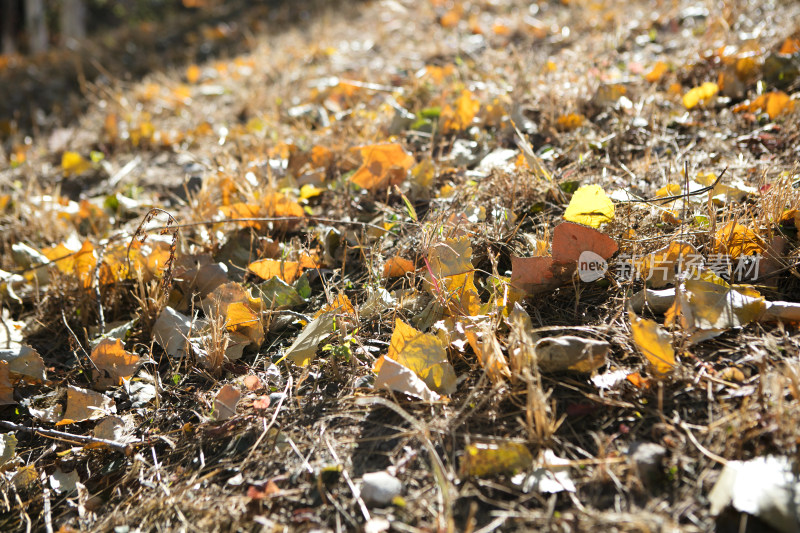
top-left (315, 293), bottom-right (355, 318)
top-left (425, 237), bottom-right (480, 316)
top-left (225, 301), bottom-right (264, 347)
top-left (61, 151), bottom-right (92, 177)
top-left (628, 309), bottom-right (675, 375)
top-left (90, 339), bottom-right (141, 390)
top-left (43, 240), bottom-right (97, 288)
top-left (563, 185), bottom-right (615, 228)
top-left (248, 259), bottom-right (302, 284)
top-left (350, 144), bottom-right (415, 190)
top-left (683, 82), bottom-right (719, 109)
top-left (441, 90), bottom-right (481, 133)
top-left (713, 221), bottom-right (764, 259)
top-left (375, 318), bottom-right (457, 395)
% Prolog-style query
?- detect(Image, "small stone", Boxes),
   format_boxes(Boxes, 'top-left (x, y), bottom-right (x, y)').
top-left (628, 442), bottom-right (667, 484)
top-left (360, 471), bottom-right (402, 506)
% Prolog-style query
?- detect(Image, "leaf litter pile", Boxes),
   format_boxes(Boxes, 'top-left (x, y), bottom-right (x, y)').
top-left (2, 0), bottom-right (800, 530)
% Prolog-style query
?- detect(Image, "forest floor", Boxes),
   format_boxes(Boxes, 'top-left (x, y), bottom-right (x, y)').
top-left (2, 0), bottom-right (800, 531)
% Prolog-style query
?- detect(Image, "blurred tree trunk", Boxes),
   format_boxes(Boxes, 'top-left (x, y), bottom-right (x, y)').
top-left (26, 0), bottom-right (49, 54)
top-left (1, 1), bottom-right (17, 55)
top-left (61, 0), bottom-right (87, 45)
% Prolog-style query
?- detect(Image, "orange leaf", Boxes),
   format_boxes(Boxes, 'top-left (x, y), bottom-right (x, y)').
top-left (43, 240), bottom-right (97, 288)
top-left (90, 339), bottom-right (140, 390)
top-left (713, 221), bottom-right (764, 259)
top-left (383, 256), bottom-right (415, 278)
top-left (186, 64), bottom-right (201, 84)
top-left (264, 193), bottom-right (304, 218)
top-left (219, 202), bottom-right (264, 229)
top-left (248, 259), bottom-right (302, 284)
top-left (644, 61), bottom-right (669, 83)
top-left (226, 301), bottom-right (264, 347)
top-left (350, 144), bottom-right (415, 190)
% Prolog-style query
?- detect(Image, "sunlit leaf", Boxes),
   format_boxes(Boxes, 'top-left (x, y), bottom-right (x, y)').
top-left (226, 301), bottom-right (264, 348)
top-left (375, 318), bottom-right (456, 395)
top-left (374, 355), bottom-right (441, 402)
top-left (713, 221), bottom-right (764, 259)
top-left (43, 240), bottom-right (97, 288)
top-left (441, 90), bottom-right (481, 133)
top-left (90, 339), bottom-right (140, 390)
top-left (425, 237), bottom-right (480, 316)
top-left (555, 113), bottom-right (585, 131)
top-left (0, 433), bottom-right (16, 466)
top-left (57, 385), bottom-right (116, 425)
top-left (644, 61), bottom-right (669, 83)
top-left (186, 64), bottom-right (201, 84)
top-left (383, 256), bottom-right (415, 278)
top-left (461, 442), bottom-right (533, 478)
top-left (563, 185), bottom-right (615, 228)
top-left (213, 384), bottom-right (241, 421)
top-left (465, 326), bottom-right (511, 383)
top-left (683, 82), bottom-right (718, 109)
top-left (282, 312), bottom-right (335, 367)
top-left (350, 143), bottom-right (415, 190)
top-left (637, 241), bottom-right (700, 288)
top-left (61, 151), bottom-right (92, 177)
top-left (0, 345), bottom-right (46, 384)
top-left (248, 259), bottom-right (302, 284)
top-left (628, 309), bottom-right (675, 375)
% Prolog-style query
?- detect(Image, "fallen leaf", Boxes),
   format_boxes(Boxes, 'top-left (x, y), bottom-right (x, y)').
top-left (0, 433), bottom-right (16, 467)
top-left (637, 241), bottom-right (700, 288)
top-left (374, 355), bottom-right (441, 402)
top-left (683, 81), bottom-right (719, 109)
top-left (425, 237), bottom-right (480, 316)
top-left (713, 221), bottom-right (764, 259)
top-left (248, 258), bottom-right (302, 284)
top-left (555, 113), bottom-right (584, 131)
top-left (58, 386), bottom-right (116, 425)
top-left (534, 336), bottom-right (609, 373)
top-left (282, 312), bottom-right (335, 367)
top-left (0, 345), bottom-right (46, 384)
top-left (563, 185), bottom-right (615, 228)
top-left (552, 221), bottom-right (618, 263)
top-left (525, 449), bottom-right (576, 493)
top-left (644, 61), bottom-right (669, 83)
top-left (383, 256), bottom-right (415, 278)
top-left (153, 307), bottom-right (196, 360)
top-left (61, 151), bottom-right (92, 177)
top-left (465, 326), bottom-right (511, 384)
top-left (256, 276), bottom-right (306, 309)
top-left (350, 144), bottom-right (415, 190)
top-left (253, 396), bottom-right (271, 410)
top-left (90, 340), bottom-right (140, 390)
top-left (213, 384), bottom-right (241, 421)
top-left (0, 362), bottom-right (13, 404)
top-left (375, 318), bottom-right (456, 395)
top-left (628, 309), bottom-right (675, 375)
top-left (461, 442), bottom-right (532, 478)
top-left (441, 90), bottom-right (481, 133)
top-left (93, 416), bottom-right (136, 444)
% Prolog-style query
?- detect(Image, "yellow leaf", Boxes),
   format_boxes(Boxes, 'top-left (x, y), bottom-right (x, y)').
top-left (186, 64), bottom-right (201, 84)
top-left (300, 184), bottom-right (324, 200)
top-left (61, 151), bottom-right (91, 177)
top-left (461, 442), bottom-right (532, 478)
top-left (43, 240), bottom-right (97, 288)
top-left (637, 241), bottom-right (699, 288)
top-left (683, 82), bottom-right (718, 109)
top-left (465, 326), bottom-right (511, 384)
top-left (441, 90), bottom-right (481, 133)
top-left (90, 339), bottom-right (140, 390)
top-left (375, 318), bottom-right (456, 395)
top-left (264, 192), bottom-right (304, 218)
top-left (315, 294), bottom-right (355, 318)
top-left (555, 113), bottom-right (584, 131)
top-left (628, 309), bottom-right (675, 375)
top-left (426, 237), bottom-right (481, 316)
top-left (563, 185), bottom-right (615, 228)
top-left (713, 222), bottom-right (764, 259)
top-left (655, 183), bottom-right (681, 197)
top-left (350, 144), bottom-right (415, 190)
top-left (225, 301), bottom-right (264, 347)
top-left (248, 259), bottom-right (302, 284)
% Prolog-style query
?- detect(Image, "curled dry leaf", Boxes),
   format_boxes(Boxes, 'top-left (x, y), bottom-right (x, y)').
top-left (213, 384), bottom-right (241, 421)
top-left (535, 336), bottom-right (609, 373)
top-left (465, 325), bottom-right (511, 384)
top-left (374, 355), bottom-right (441, 402)
top-left (153, 306), bottom-right (195, 360)
top-left (58, 386), bottom-right (116, 425)
top-left (0, 345), bottom-right (46, 384)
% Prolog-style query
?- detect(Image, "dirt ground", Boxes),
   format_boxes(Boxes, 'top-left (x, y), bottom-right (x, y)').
top-left (2, 0), bottom-right (800, 531)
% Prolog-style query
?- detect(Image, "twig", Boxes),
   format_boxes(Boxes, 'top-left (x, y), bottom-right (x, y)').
top-left (0, 420), bottom-right (135, 453)
top-left (618, 167), bottom-right (728, 204)
top-left (679, 421), bottom-right (727, 465)
top-left (40, 469), bottom-right (54, 533)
